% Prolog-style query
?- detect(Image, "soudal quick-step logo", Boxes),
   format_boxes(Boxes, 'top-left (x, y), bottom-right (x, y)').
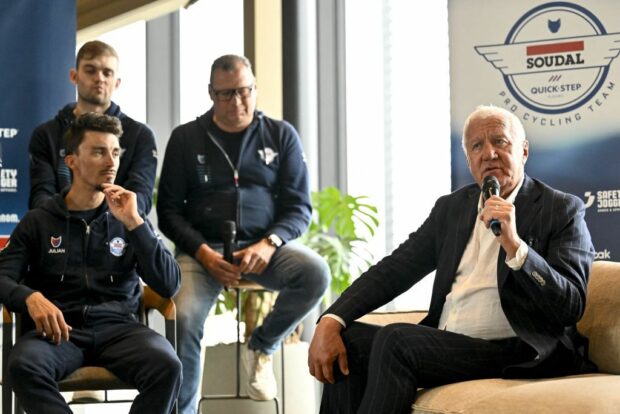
top-left (0, 128), bottom-right (18, 138)
top-left (476, 2), bottom-right (620, 114)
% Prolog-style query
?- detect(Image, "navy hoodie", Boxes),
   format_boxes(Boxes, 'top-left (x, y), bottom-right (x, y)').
top-left (157, 109), bottom-right (312, 257)
top-left (0, 192), bottom-right (180, 327)
top-left (28, 102), bottom-right (157, 214)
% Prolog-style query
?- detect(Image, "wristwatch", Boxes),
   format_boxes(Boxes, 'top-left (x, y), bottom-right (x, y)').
top-left (266, 234), bottom-right (283, 248)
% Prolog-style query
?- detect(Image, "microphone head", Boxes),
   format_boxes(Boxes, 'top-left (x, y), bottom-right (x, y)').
top-left (482, 175), bottom-right (500, 201)
top-left (221, 220), bottom-right (236, 237)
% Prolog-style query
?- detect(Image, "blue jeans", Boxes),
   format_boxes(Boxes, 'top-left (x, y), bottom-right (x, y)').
top-left (176, 241), bottom-right (330, 414)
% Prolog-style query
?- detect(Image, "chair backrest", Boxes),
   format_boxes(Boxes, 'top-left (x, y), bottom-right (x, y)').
top-left (577, 260), bottom-right (620, 374)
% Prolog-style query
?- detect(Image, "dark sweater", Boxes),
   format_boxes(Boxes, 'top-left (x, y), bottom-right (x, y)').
top-left (157, 109), bottom-right (311, 256)
top-left (0, 192), bottom-right (180, 325)
top-left (28, 102), bottom-right (157, 214)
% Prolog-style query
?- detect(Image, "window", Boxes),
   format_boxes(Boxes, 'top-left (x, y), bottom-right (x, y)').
top-left (345, 0), bottom-right (450, 310)
top-left (179, 0), bottom-right (244, 124)
top-left (92, 21), bottom-right (147, 123)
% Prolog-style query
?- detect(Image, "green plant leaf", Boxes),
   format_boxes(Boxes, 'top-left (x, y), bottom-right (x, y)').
top-left (300, 186), bottom-right (380, 295)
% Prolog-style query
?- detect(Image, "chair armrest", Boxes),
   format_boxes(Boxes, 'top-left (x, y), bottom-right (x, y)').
top-left (143, 285), bottom-right (176, 320)
top-left (143, 285), bottom-right (177, 350)
top-left (3, 305), bottom-right (15, 413)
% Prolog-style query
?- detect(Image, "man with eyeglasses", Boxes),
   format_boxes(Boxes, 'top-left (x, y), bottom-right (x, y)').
top-left (157, 54), bottom-right (330, 414)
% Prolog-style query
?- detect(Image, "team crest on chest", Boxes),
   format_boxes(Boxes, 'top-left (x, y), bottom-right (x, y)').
top-left (258, 147), bottom-right (278, 165)
top-left (48, 235), bottom-right (65, 254)
top-left (109, 237), bottom-right (127, 257)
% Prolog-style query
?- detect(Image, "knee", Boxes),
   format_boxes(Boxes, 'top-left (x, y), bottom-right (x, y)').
top-left (372, 324), bottom-right (409, 354)
top-left (150, 349), bottom-right (183, 386)
top-left (298, 254), bottom-right (331, 297)
top-left (7, 351), bottom-right (46, 386)
top-left (166, 353), bottom-right (183, 383)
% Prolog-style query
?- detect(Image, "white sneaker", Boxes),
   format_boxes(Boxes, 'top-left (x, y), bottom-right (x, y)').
top-left (243, 346), bottom-right (277, 400)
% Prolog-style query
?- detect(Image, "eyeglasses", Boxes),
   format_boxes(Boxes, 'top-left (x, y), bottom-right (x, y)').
top-left (211, 85), bottom-right (255, 102)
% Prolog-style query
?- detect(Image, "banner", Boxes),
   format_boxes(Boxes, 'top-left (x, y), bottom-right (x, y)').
top-left (0, 1), bottom-right (75, 247)
top-left (449, 0), bottom-right (620, 260)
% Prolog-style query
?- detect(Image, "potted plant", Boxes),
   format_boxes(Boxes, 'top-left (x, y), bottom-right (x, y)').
top-left (300, 186), bottom-right (379, 296)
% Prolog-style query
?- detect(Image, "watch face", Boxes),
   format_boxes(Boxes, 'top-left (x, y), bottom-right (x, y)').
top-left (269, 234), bottom-right (282, 247)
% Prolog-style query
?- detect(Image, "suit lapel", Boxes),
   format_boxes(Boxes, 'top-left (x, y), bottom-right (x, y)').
top-left (441, 187), bottom-right (479, 295)
top-left (426, 186), bottom-right (480, 325)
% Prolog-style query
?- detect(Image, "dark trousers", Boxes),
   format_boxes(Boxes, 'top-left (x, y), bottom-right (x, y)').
top-left (7, 320), bottom-right (182, 414)
top-left (321, 322), bottom-right (536, 414)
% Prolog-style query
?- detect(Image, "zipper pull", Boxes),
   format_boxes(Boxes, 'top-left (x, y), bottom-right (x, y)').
top-left (234, 170), bottom-right (239, 188)
top-left (86, 224), bottom-right (91, 235)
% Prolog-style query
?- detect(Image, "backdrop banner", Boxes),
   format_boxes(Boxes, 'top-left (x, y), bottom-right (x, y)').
top-left (449, 0), bottom-right (620, 261)
top-left (0, 0), bottom-right (75, 247)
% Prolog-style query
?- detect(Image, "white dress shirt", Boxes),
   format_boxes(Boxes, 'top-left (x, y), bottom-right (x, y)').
top-left (324, 178), bottom-right (529, 333)
top-left (437, 178), bottom-right (527, 340)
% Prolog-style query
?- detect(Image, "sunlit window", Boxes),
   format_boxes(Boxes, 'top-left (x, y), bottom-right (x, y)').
top-left (345, 0), bottom-right (450, 310)
top-left (89, 21), bottom-right (147, 123)
top-left (179, 0), bottom-right (244, 124)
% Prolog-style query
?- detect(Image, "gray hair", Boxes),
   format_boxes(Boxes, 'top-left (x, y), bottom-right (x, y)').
top-left (461, 105), bottom-right (526, 153)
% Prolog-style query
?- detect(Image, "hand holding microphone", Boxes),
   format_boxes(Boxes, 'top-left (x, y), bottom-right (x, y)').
top-left (222, 220), bottom-right (237, 264)
top-left (482, 175), bottom-right (502, 236)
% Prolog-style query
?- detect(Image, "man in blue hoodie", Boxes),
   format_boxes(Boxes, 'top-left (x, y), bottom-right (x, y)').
top-left (28, 40), bottom-right (157, 214)
top-left (0, 113), bottom-right (181, 414)
top-left (157, 54), bottom-right (330, 414)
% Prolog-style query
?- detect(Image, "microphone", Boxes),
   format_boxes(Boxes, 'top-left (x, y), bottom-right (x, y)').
top-left (222, 220), bottom-right (236, 263)
top-left (482, 176), bottom-right (502, 236)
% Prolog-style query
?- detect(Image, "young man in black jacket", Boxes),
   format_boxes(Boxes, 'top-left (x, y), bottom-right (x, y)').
top-left (28, 40), bottom-right (157, 214)
top-left (0, 113), bottom-right (181, 414)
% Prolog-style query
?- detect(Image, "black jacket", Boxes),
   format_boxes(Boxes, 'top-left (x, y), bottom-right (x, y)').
top-left (0, 192), bottom-right (180, 326)
top-left (157, 109), bottom-right (311, 256)
top-left (325, 176), bottom-right (595, 376)
top-left (28, 102), bottom-right (157, 214)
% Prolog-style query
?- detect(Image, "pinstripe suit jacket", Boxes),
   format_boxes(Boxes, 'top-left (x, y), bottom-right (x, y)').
top-left (326, 175), bottom-right (595, 372)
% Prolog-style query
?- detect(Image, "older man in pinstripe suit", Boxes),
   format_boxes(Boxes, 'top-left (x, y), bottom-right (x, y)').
top-left (308, 105), bottom-right (596, 414)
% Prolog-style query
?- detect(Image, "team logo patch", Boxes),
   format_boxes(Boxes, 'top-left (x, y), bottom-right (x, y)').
top-left (475, 2), bottom-right (620, 114)
top-left (48, 235), bottom-right (65, 254)
top-left (197, 154), bottom-right (206, 164)
top-left (51, 236), bottom-right (62, 248)
top-left (109, 237), bottom-right (127, 257)
top-left (59, 149), bottom-right (66, 157)
top-left (258, 147), bottom-right (278, 165)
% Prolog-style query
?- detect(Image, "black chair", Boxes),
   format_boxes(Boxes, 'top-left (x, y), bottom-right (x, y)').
top-left (2, 285), bottom-right (177, 414)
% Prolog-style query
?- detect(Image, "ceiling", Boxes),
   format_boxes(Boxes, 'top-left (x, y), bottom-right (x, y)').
top-left (76, 0), bottom-right (195, 42)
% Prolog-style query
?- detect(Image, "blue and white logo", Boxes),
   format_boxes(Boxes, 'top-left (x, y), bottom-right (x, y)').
top-left (109, 237), bottom-right (127, 257)
top-left (476, 2), bottom-right (620, 114)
